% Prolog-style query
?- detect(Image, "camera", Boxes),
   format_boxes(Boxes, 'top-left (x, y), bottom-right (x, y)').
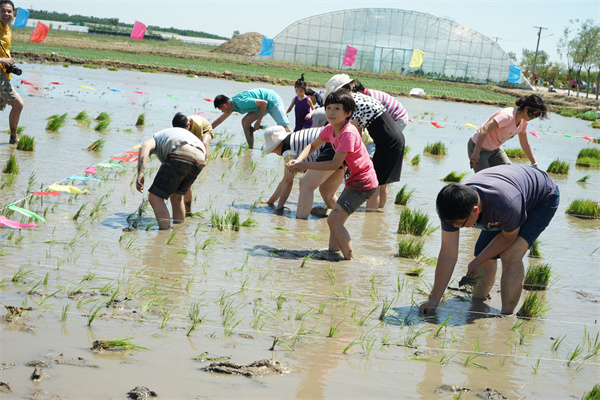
top-left (6, 64), bottom-right (22, 76)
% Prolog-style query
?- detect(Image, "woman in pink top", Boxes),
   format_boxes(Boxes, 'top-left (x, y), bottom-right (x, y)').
top-left (468, 95), bottom-right (547, 172)
top-left (289, 89), bottom-right (377, 260)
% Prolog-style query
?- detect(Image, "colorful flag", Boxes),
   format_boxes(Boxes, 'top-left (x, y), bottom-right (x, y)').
top-left (0, 216), bottom-right (37, 229)
top-left (260, 36), bottom-right (273, 56)
top-left (431, 122), bottom-right (444, 128)
top-left (130, 21), bottom-right (147, 41)
top-left (30, 21), bottom-right (49, 43)
top-left (67, 175), bottom-right (102, 182)
top-left (409, 49), bottom-right (425, 68)
top-left (508, 65), bottom-right (521, 84)
top-left (7, 204), bottom-right (46, 222)
top-left (13, 8), bottom-right (29, 29)
top-left (342, 45), bottom-right (357, 67)
top-left (84, 166), bottom-right (97, 174)
top-left (464, 123), bottom-right (478, 128)
top-left (33, 191), bottom-right (63, 198)
top-left (48, 184), bottom-right (89, 194)
top-left (528, 131), bottom-right (541, 140)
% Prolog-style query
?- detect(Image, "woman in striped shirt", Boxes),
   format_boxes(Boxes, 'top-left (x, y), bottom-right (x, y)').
top-left (352, 80), bottom-right (409, 133)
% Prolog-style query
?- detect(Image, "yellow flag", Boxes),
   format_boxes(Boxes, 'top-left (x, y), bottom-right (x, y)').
top-left (48, 184), bottom-right (89, 194)
top-left (409, 49), bottom-right (425, 68)
top-left (464, 123), bottom-right (478, 128)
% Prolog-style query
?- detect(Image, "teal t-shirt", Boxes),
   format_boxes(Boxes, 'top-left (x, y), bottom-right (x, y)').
top-left (231, 89), bottom-right (279, 114)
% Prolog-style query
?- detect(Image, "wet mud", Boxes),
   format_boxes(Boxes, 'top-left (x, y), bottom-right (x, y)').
top-left (201, 359), bottom-right (291, 377)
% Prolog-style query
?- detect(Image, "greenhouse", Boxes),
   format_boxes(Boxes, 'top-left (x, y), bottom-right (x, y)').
top-left (254, 8), bottom-right (525, 84)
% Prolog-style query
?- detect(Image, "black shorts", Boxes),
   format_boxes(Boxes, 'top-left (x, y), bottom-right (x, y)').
top-left (149, 150), bottom-right (205, 199)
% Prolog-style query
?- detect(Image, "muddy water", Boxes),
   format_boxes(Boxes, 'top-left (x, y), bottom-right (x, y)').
top-left (0, 64), bottom-right (599, 399)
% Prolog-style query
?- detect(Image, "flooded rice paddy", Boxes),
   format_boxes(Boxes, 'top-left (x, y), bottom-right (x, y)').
top-left (0, 64), bottom-right (599, 399)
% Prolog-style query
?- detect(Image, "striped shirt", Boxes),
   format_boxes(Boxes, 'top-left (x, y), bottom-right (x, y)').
top-left (364, 89), bottom-right (408, 121)
top-left (281, 127), bottom-right (324, 163)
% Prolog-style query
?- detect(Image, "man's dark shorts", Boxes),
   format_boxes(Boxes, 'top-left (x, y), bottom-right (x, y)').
top-left (149, 148), bottom-right (205, 200)
top-left (475, 185), bottom-right (560, 259)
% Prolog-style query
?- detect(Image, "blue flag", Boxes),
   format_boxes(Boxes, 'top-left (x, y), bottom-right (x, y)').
top-left (260, 36), bottom-right (273, 56)
top-left (13, 8), bottom-right (29, 29)
top-left (508, 65), bottom-right (521, 84)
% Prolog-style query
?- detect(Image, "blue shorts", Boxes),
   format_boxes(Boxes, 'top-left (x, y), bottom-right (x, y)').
top-left (267, 96), bottom-right (290, 127)
top-left (474, 186), bottom-right (560, 259)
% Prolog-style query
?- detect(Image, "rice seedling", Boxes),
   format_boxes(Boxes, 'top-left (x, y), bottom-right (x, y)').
top-left (397, 208), bottom-right (437, 236)
top-left (550, 334), bottom-right (566, 351)
top-left (504, 147), bottom-right (527, 159)
top-left (210, 210), bottom-right (253, 231)
top-left (136, 113), bottom-right (146, 126)
top-left (12, 265), bottom-right (31, 282)
top-left (528, 239), bottom-right (542, 258)
top-left (294, 307), bottom-right (313, 321)
top-left (317, 301), bottom-right (327, 314)
top-left (566, 344), bottom-right (583, 367)
top-left (394, 184), bottom-right (414, 205)
top-left (396, 237), bottom-right (425, 259)
top-left (87, 301), bottom-right (107, 326)
top-left (409, 154), bottom-right (421, 166)
top-left (94, 120), bottom-right (110, 132)
top-left (46, 113), bottom-right (68, 132)
top-left (61, 304), bottom-right (70, 322)
top-left (0, 172), bottom-right (16, 188)
top-left (404, 267), bottom-right (425, 277)
top-left (84, 138), bottom-right (105, 152)
top-left (95, 112), bottom-right (111, 122)
top-left (578, 148), bottom-right (600, 160)
top-left (160, 305), bottom-right (172, 329)
top-left (379, 297), bottom-right (394, 321)
top-left (442, 171), bottom-right (468, 183)
top-left (92, 337), bottom-right (147, 351)
top-left (165, 231), bottom-right (177, 245)
top-left (300, 251), bottom-right (316, 268)
top-left (582, 384), bottom-right (600, 400)
top-left (516, 292), bottom-right (550, 319)
top-left (523, 263), bottom-right (551, 290)
top-left (275, 293), bottom-right (285, 310)
top-left (327, 316), bottom-right (344, 338)
top-left (463, 353), bottom-right (488, 369)
top-left (3, 154), bottom-right (19, 174)
top-left (16, 134), bottom-right (34, 151)
top-left (404, 326), bottom-right (431, 347)
top-left (546, 158), bottom-right (569, 174)
top-left (423, 141), bottom-right (447, 155)
top-left (324, 265), bottom-right (336, 285)
top-left (565, 199), bottom-right (600, 218)
top-left (577, 174), bottom-right (591, 183)
top-left (576, 157), bottom-right (600, 167)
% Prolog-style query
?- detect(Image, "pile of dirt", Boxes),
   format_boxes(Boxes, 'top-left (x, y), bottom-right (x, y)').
top-left (211, 32), bottom-right (264, 57)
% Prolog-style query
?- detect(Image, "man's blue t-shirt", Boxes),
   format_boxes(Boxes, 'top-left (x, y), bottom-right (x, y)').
top-left (441, 165), bottom-right (556, 233)
top-left (231, 89), bottom-right (280, 114)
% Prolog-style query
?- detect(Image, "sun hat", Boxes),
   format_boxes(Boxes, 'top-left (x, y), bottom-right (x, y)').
top-left (263, 126), bottom-right (290, 154)
top-left (324, 74), bottom-right (354, 100)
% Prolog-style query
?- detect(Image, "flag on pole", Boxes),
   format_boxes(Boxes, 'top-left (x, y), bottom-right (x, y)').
top-left (508, 65), bottom-right (521, 84)
top-left (260, 36), bottom-right (273, 56)
top-left (409, 49), bottom-right (425, 68)
top-left (13, 8), bottom-right (29, 29)
top-left (29, 21), bottom-right (49, 43)
top-left (130, 21), bottom-right (147, 41)
top-left (342, 45), bottom-right (357, 67)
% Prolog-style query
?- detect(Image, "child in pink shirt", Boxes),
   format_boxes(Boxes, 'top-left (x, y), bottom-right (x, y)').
top-left (289, 89), bottom-right (377, 260)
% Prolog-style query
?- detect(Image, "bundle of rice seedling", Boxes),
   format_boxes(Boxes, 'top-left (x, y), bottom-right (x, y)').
top-left (396, 237), bottom-right (425, 259)
top-left (394, 184), bottom-right (414, 205)
top-left (94, 120), bottom-right (110, 132)
top-left (423, 141), bottom-right (447, 155)
top-left (504, 147), bottom-right (527, 159)
top-left (84, 139), bottom-right (105, 152)
top-left (523, 263), bottom-right (551, 290)
top-left (2, 154), bottom-right (19, 174)
top-left (516, 292), bottom-right (550, 319)
top-left (46, 113), bottom-right (68, 132)
top-left (546, 158), bottom-right (569, 174)
top-left (442, 171), bottom-right (468, 182)
top-left (92, 337), bottom-right (147, 351)
top-left (95, 112), bottom-right (111, 122)
top-left (565, 199), bottom-right (600, 218)
top-left (397, 208), bottom-right (437, 236)
top-left (135, 113), bottom-right (146, 126)
top-left (16, 134), bottom-right (34, 151)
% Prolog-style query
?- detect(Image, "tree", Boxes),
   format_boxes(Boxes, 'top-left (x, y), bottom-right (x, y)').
top-left (571, 20), bottom-right (600, 98)
top-left (232, 30), bottom-right (240, 38)
top-left (507, 51), bottom-right (517, 64)
top-left (521, 48), bottom-right (549, 77)
top-left (557, 23), bottom-right (577, 95)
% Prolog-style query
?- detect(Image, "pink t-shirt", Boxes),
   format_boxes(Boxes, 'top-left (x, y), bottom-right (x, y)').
top-left (471, 108), bottom-right (528, 150)
top-left (319, 123), bottom-right (378, 191)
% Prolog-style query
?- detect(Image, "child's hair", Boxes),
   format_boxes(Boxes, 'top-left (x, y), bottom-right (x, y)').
top-left (436, 183), bottom-right (478, 223)
top-left (213, 94), bottom-right (230, 109)
top-left (172, 112), bottom-right (189, 128)
top-left (305, 88), bottom-right (316, 96)
top-left (351, 80), bottom-right (366, 93)
top-left (515, 95), bottom-right (548, 120)
top-left (294, 74), bottom-right (307, 90)
top-left (324, 89), bottom-right (356, 121)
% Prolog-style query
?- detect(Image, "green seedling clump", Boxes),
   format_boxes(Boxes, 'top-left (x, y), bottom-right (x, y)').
top-left (423, 141), bottom-right (447, 155)
top-left (577, 174), bottom-right (590, 183)
top-left (94, 120), bottom-right (110, 132)
top-left (16, 134), bottom-right (34, 151)
top-left (396, 237), bottom-right (425, 259)
top-left (95, 112), bottom-right (111, 122)
top-left (83, 64), bottom-right (99, 69)
top-left (394, 184), bottom-right (414, 205)
top-left (576, 148), bottom-right (600, 167)
top-left (528, 239), bottom-right (542, 258)
top-left (85, 138), bottom-right (105, 152)
top-left (3, 154), bottom-right (19, 174)
top-left (582, 384), bottom-right (600, 400)
top-left (235, 77), bottom-right (250, 82)
top-left (136, 113), bottom-right (146, 126)
top-left (516, 292), bottom-right (549, 319)
top-left (107, 66), bottom-right (118, 71)
top-left (504, 147), bottom-right (527, 159)
top-left (546, 158), bottom-right (569, 175)
top-left (92, 337), bottom-right (147, 351)
top-left (74, 110), bottom-right (92, 126)
top-left (523, 263), bottom-right (551, 290)
top-left (397, 208), bottom-right (437, 236)
top-left (404, 267), bottom-right (425, 277)
top-left (556, 109), bottom-right (578, 117)
top-left (46, 113), bottom-right (68, 132)
top-left (409, 154), bottom-right (421, 166)
top-left (577, 112), bottom-right (597, 121)
top-left (140, 68), bottom-right (157, 73)
top-left (211, 210), bottom-right (257, 231)
top-left (565, 199), bottom-right (600, 218)
top-left (591, 122), bottom-right (600, 129)
top-left (442, 171), bottom-right (468, 183)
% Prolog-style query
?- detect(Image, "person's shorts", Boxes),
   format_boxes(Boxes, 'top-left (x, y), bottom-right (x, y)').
top-left (0, 73), bottom-right (20, 112)
top-left (149, 147), bottom-right (205, 200)
top-left (474, 185), bottom-right (560, 259)
top-left (315, 142), bottom-right (335, 162)
top-left (337, 187), bottom-right (376, 215)
top-left (267, 95), bottom-right (290, 127)
top-left (467, 138), bottom-right (511, 173)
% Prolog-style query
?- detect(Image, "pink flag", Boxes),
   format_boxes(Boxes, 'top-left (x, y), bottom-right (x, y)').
top-left (0, 216), bottom-right (37, 229)
top-left (33, 191), bottom-right (63, 198)
top-left (123, 151), bottom-right (139, 155)
top-left (134, 91), bottom-right (150, 95)
top-left (528, 131), bottom-right (541, 140)
top-left (84, 166), bottom-right (97, 174)
top-left (29, 21), bottom-right (49, 43)
top-left (431, 122), bottom-right (444, 128)
top-left (342, 45), bottom-right (357, 67)
top-left (130, 21), bottom-right (147, 41)
top-left (112, 156), bottom-right (138, 162)
top-left (582, 136), bottom-right (595, 142)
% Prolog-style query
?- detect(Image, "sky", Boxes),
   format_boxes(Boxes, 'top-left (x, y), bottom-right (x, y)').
top-left (18, 0), bottom-right (600, 65)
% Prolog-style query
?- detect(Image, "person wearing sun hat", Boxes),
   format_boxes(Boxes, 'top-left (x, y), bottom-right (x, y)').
top-left (262, 125), bottom-right (341, 215)
top-left (321, 74), bottom-right (405, 210)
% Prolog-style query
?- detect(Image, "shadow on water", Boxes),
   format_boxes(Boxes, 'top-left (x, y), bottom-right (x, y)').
top-left (250, 244), bottom-right (345, 262)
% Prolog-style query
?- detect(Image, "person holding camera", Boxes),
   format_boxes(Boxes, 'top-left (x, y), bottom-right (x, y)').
top-left (0, 0), bottom-right (23, 144)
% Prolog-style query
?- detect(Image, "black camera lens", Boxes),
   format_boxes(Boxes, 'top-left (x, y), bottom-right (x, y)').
top-left (7, 65), bottom-right (22, 76)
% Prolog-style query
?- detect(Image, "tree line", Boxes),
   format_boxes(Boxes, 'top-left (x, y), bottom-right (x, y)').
top-left (28, 9), bottom-right (228, 41)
